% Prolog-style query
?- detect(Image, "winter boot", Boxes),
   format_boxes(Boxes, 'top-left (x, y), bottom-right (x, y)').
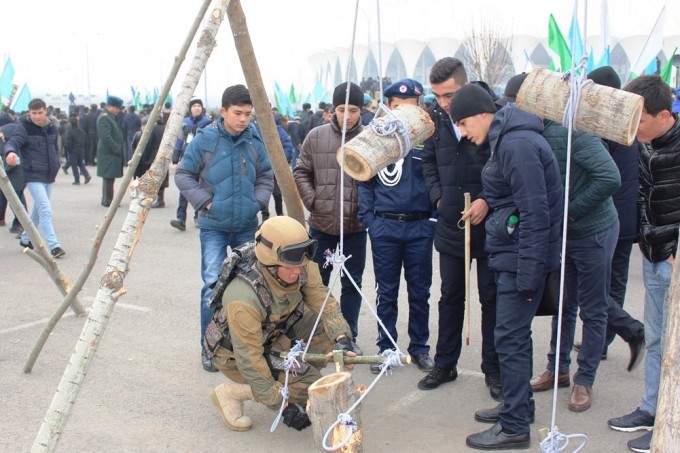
top-left (210, 383), bottom-right (254, 431)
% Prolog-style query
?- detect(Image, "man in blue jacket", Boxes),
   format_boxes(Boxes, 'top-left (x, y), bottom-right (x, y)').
top-left (175, 85), bottom-right (274, 372)
top-left (450, 84), bottom-right (564, 450)
top-left (358, 78), bottom-right (435, 373)
top-left (5, 98), bottom-right (65, 258)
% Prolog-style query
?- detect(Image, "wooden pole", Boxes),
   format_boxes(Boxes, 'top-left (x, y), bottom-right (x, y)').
top-left (226, 0), bottom-right (305, 226)
top-left (30, 1), bottom-right (219, 450)
top-left (650, 258), bottom-right (680, 451)
top-left (464, 193), bottom-right (471, 346)
top-left (308, 372), bottom-right (364, 452)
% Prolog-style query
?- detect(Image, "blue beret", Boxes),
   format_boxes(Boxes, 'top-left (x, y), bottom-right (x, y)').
top-left (363, 93), bottom-right (372, 105)
top-left (107, 95), bottom-right (124, 109)
top-left (423, 93), bottom-right (435, 103)
top-left (384, 78), bottom-right (424, 99)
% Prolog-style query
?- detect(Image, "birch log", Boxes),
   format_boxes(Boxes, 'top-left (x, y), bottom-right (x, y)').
top-left (31, 1), bottom-right (222, 451)
top-left (515, 67), bottom-right (643, 145)
top-left (338, 104), bottom-right (434, 181)
top-left (650, 259), bottom-right (680, 451)
top-left (0, 164), bottom-right (85, 315)
top-left (227, 0), bottom-right (306, 225)
top-left (308, 372), bottom-right (364, 452)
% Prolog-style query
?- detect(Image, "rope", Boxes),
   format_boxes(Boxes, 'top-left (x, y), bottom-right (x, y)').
top-left (544, 2), bottom-right (588, 450)
top-left (372, 103), bottom-right (411, 186)
top-left (270, 340), bottom-right (307, 432)
top-left (321, 350), bottom-right (404, 451)
top-left (539, 429), bottom-right (588, 453)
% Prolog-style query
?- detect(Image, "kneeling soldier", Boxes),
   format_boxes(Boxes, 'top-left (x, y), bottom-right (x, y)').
top-left (204, 216), bottom-right (355, 432)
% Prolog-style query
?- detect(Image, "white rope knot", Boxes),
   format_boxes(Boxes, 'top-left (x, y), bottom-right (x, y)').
top-left (270, 340), bottom-right (307, 432)
top-left (539, 427), bottom-right (588, 453)
top-left (371, 104), bottom-right (411, 160)
top-left (322, 412), bottom-right (357, 451)
top-left (322, 248), bottom-right (349, 269)
top-left (560, 54), bottom-right (593, 129)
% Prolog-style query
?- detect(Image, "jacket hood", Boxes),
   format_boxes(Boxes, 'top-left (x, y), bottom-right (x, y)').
top-left (488, 103), bottom-right (543, 155)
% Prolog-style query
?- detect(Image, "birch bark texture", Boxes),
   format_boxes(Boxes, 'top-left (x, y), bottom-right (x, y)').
top-left (516, 67), bottom-right (643, 146)
top-left (337, 104), bottom-right (434, 181)
top-left (31, 1), bottom-right (225, 451)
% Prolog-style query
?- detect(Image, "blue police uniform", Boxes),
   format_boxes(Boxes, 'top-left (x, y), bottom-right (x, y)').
top-left (358, 78), bottom-right (435, 359)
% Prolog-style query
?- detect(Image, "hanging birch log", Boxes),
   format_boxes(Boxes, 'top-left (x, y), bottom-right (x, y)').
top-left (308, 372), bottom-right (365, 452)
top-left (338, 104), bottom-right (434, 181)
top-left (31, 1), bottom-right (222, 451)
top-left (515, 67), bottom-right (643, 145)
top-left (227, 0), bottom-right (305, 225)
top-left (651, 259), bottom-right (680, 451)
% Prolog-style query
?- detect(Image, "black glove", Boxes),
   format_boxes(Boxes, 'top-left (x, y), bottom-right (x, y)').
top-left (333, 336), bottom-right (354, 353)
top-left (282, 403), bottom-right (311, 431)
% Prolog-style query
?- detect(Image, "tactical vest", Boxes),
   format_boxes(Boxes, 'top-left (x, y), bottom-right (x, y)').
top-left (203, 253), bottom-right (306, 358)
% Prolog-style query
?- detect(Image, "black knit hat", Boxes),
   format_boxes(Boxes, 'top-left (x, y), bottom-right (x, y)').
top-left (496, 73), bottom-right (529, 106)
top-left (587, 66), bottom-right (621, 90)
top-left (333, 82), bottom-right (364, 108)
top-left (189, 97), bottom-right (203, 109)
top-left (449, 83), bottom-right (497, 123)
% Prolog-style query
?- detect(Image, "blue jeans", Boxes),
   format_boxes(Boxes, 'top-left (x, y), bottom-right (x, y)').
top-left (198, 228), bottom-right (256, 344)
top-left (495, 271), bottom-right (541, 434)
top-left (310, 227), bottom-right (367, 339)
top-left (640, 256), bottom-right (671, 416)
top-left (20, 182), bottom-right (60, 249)
top-left (546, 221), bottom-right (618, 386)
top-left (435, 253), bottom-right (499, 375)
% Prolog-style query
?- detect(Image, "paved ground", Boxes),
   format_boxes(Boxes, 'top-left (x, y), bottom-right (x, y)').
top-left (0, 169), bottom-right (650, 452)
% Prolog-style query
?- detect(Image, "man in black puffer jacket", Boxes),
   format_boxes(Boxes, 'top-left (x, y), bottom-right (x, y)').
top-left (419, 57), bottom-right (502, 401)
top-left (608, 75), bottom-right (680, 453)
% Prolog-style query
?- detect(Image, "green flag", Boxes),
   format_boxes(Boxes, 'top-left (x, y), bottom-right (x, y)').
top-left (660, 48), bottom-right (677, 85)
top-left (548, 14), bottom-right (572, 71)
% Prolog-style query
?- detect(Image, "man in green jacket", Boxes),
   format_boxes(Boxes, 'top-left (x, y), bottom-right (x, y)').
top-left (96, 96), bottom-right (125, 207)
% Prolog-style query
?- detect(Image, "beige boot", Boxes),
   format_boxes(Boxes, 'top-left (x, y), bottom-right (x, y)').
top-left (210, 383), bottom-right (254, 431)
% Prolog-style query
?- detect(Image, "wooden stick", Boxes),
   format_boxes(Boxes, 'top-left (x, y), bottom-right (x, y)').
top-left (296, 352), bottom-right (411, 367)
top-left (464, 193), bottom-right (471, 346)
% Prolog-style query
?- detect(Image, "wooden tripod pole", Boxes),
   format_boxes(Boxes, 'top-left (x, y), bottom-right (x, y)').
top-left (464, 192), bottom-right (471, 346)
top-left (226, 0), bottom-right (305, 226)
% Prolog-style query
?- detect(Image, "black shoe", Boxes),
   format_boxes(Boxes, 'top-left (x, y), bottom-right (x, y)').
top-left (466, 421), bottom-right (530, 450)
top-left (627, 330), bottom-right (645, 372)
top-left (608, 407), bottom-right (655, 432)
top-left (485, 374), bottom-right (504, 402)
top-left (9, 224), bottom-right (22, 234)
top-left (151, 199), bottom-right (165, 208)
top-left (370, 363), bottom-right (389, 374)
top-left (474, 402), bottom-right (535, 424)
top-left (412, 353), bottom-right (434, 372)
top-left (62, 165), bottom-right (68, 175)
top-left (418, 366), bottom-right (457, 390)
top-left (202, 350), bottom-right (218, 373)
top-left (72, 181), bottom-right (80, 185)
top-left (84, 176), bottom-right (92, 184)
top-left (19, 239), bottom-right (33, 250)
top-left (170, 219), bottom-right (186, 231)
top-left (627, 430), bottom-right (652, 453)
top-left (51, 247), bottom-right (65, 258)
top-left (573, 342), bottom-right (607, 360)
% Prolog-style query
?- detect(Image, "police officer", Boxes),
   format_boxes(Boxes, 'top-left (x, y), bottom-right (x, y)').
top-left (357, 78), bottom-right (435, 373)
top-left (206, 216), bottom-right (355, 432)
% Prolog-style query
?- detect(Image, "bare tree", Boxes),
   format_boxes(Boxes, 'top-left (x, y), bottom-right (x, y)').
top-left (462, 20), bottom-right (515, 91)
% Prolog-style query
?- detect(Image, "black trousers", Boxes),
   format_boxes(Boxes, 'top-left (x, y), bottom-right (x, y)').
top-left (606, 239), bottom-right (644, 343)
top-left (101, 178), bottom-right (115, 206)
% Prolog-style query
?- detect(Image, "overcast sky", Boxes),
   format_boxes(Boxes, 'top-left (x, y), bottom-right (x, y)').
top-left (3, 0), bottom-right (677, 109)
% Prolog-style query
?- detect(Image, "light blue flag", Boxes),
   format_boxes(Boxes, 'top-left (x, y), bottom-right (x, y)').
top-left (0, 58), bottom-right (16, 100)
top-left (12, 83), bottom-right (31, 113)
top-left (273, 81), bottom-right (295, 117)
top-left (597, 47), bottom-right (611, 68)
top-left (644, 58), bottom-right (659, 75)
top-left (587, 47), bottom-right (595, 73)
top-left (568, 3), bottom-right (584, 66)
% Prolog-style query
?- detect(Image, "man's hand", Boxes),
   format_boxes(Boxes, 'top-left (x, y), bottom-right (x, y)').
top-left (282, 403), bottom-right (311, 431)
top-left (326, 336), bottom-right (357, 370)
top-left (5, 152), bottom-right (19, 166)
top-left (461, 198), bottom-right (489, 225)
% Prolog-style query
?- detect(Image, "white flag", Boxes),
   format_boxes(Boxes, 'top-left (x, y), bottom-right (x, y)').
top-left (630, 6), bottom-right (666, 76)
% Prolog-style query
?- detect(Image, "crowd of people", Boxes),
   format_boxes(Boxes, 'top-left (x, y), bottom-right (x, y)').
top-left (2, 59), bottom-right (677, 452)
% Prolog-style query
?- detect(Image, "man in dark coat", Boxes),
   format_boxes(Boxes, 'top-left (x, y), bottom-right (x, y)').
top-left (122, 105), bottom-right (142, 162)
top-left (450, 83), bottom-right (563, 451)
top-left (419, 57), bottom-right (502, 401)
top-left (96, 96), bottom-right (125, 207)
top-left (4, 98), bottom-right (67, 258)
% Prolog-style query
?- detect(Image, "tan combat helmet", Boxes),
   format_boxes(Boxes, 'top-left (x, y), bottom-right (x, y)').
top-left (255, 216), bottom-right (318, 267)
